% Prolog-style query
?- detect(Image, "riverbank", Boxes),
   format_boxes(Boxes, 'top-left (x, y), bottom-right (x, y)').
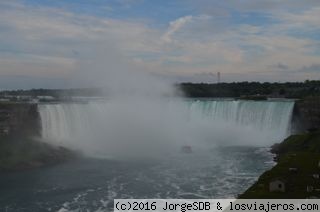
top-left (0, 137), bottom-right (76, 171)
top-left (239, 130), bottom-right (320, 198)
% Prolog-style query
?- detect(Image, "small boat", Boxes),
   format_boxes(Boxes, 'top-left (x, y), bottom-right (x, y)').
top-left (181, 145), bottom-right (192, 153)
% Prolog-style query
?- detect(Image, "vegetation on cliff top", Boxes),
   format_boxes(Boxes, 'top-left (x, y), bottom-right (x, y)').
top-left (0, 80), bottom-right (320, 99)
top-left (239, 131), bottom-right (320, 199)
top-left (180, 80), bottom-right (320, 98)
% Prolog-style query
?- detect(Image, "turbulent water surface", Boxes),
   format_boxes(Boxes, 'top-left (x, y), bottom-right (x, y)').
top-left (0, 147), bottom-right (274, 211)
top-left (0, 99), bottom-right (294, 212)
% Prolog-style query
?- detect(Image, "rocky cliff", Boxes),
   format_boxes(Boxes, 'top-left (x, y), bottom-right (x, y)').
top-left (293, 97), bottom-right (320, 132)
top-left (0, 102), bottom-right (75, 171)
top-left (0, 102), bottom-right (40, 137)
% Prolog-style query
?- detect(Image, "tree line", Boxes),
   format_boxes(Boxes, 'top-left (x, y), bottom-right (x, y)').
top-left (178, 80), bottom-right (320, 98)
top-left (1, 80), bottom-right (320, 99)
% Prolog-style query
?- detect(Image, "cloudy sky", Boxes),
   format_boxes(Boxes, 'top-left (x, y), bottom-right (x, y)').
top-left (0, 0), bottom-right (320, 89)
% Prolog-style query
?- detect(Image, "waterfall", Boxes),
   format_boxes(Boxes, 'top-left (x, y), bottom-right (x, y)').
top-left (38, 99), bottom-right (295, 155)
top-left (187, 100), bottom-right (294, 137)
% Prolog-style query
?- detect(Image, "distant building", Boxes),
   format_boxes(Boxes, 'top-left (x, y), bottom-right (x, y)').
top-left (289, 167), bottom-right (298, 173)
top-left (307, 186), bottom-right (314, 193)
top-left (0, 98), bottom-right (10, 102)
top-left (37, 96), bottom-right (55, 100)
top-left (0, 109), bottom-right (11, 135)
top-left (217, 72), bottom-right (221, 84)
top-left (0, 125), bottom-right (10, 135)
top-left (308, 196), bottom-right (319, 199)
top-left (269, 179), bottom-right (286, 192)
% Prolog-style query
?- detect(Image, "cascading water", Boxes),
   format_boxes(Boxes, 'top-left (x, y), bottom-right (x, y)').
top-left (38, 99), bottom-right (295, 157)
top-left (187, 100), bottom-right (294, 138)
top-left (2, 99), bottom-right (295, 211)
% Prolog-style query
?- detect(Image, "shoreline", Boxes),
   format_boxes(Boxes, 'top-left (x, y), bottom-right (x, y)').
top-left (239, 130), bottom-right (320, 199)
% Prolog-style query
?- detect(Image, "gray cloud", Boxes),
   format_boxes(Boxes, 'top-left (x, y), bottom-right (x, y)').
top-left (0, 75), bottom-right (69, 90)
top-left (170, 72), bottom-right (218, 83)
top-left (0, 0), bottom-right (320, 89)
top-left (298, 64), bottom-right (320, 73)
top-left (269, 63), bottom-right (289, 70)
top-left (187, 0), bottom-right (320, 14)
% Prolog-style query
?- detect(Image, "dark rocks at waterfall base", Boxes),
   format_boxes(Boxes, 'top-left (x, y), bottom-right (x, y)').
top-left (0, 138), bottom-right (77, 172)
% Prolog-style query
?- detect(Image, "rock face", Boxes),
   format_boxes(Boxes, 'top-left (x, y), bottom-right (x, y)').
top-left (0, 139), bottom-right (76, 171)
top-left (5, 145), bottom-right (76, 171)
top-left (293, 97), bottom-right (320, 132)
top-left (0, 103), bottom-right (40, 137)
top-left (0, 103), bottom-right (76, 171)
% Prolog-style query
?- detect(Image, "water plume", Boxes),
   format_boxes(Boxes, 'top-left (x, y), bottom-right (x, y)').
top-left (39, 99), bottom-right (294, 158)
top-left (39, 45), bottom-right (294, 159)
